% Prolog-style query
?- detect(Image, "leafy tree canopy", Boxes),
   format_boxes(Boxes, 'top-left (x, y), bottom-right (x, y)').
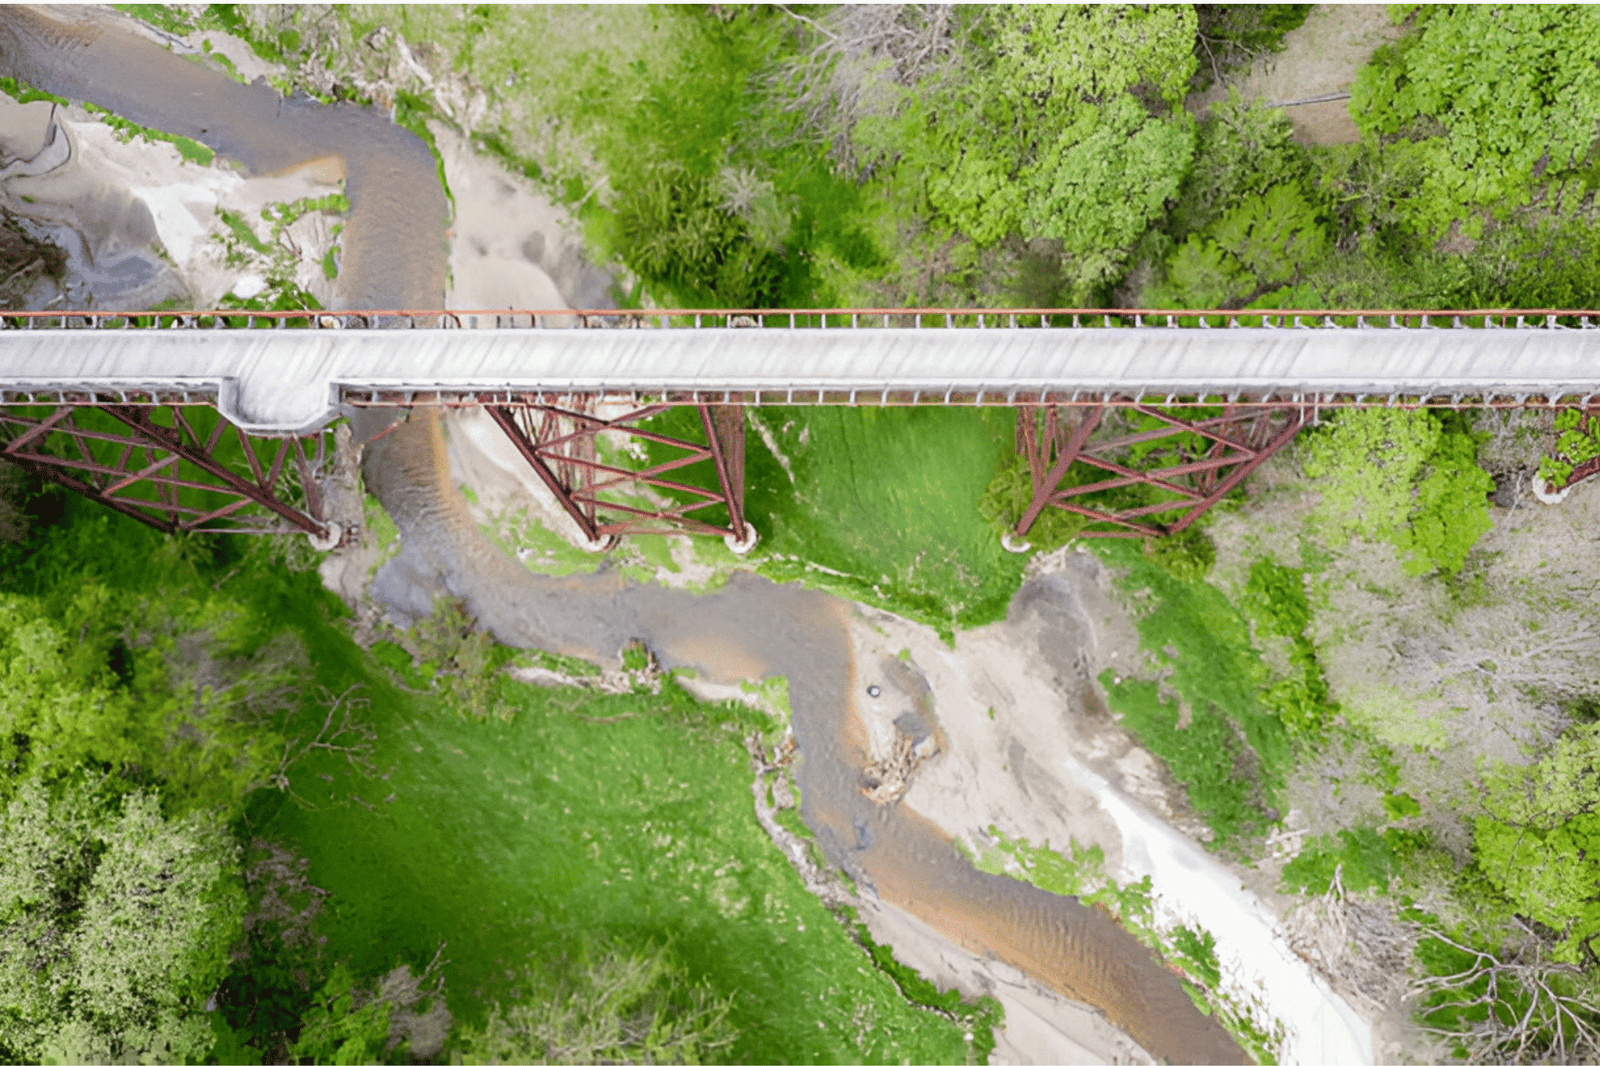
top-left (1350, 4), bottom-right (1600, 238)
top-left (1474, 723), bottom-right (1600, 964)
top-left (902, 4), bottom-right (1198, 299)
top-left (1299, 409), bottom-right (1491, 577)
top-left (0, 775), bottom-right (245, 1063)
top-left (451, 938), bottom-right (736, 1066)
top-left (0, 578), bottom-right (300, 816)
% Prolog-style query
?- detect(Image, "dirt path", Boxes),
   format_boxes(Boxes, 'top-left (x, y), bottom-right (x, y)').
top-left (1189, 5), bottom-right (1406, 146)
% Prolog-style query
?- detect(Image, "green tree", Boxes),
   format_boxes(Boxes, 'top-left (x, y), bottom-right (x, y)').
top-left (1474, 723), bottom-right (1600, 965)
top-left (1299, 409), bottom-right (1492, 576)
top-left (1173, 93), bottom-right (1309, 239)
top-left (900, 4), bottom-right (1198, 300)
top-left (1350, 4), bottom-right (1600, 239)
top-left (0, 776), bottom-right (246, 1063)
top-left (1407, 417), bottom-right (1494, 577)
top-left (1152, 181), bottom-right (1329, 308)
top-left (451, 939), bottom-right (736, 1066)
top-left (0, 580), bottom-right (300, 816)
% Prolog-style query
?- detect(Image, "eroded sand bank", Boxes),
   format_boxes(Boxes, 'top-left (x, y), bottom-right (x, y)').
top-left (0, 7), bottom-right (1375, 1062)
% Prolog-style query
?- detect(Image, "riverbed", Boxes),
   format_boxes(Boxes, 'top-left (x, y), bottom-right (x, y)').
top-left (0, 7), bottom-right (1373, 1063)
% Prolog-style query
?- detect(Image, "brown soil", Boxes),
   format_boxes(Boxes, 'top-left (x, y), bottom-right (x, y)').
top-left (1189, 5), bottom-right (1406, 146)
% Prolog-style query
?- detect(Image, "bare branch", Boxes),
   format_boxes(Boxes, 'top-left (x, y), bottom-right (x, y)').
top-left (262, 684), bottom-right (378, 808)
top-left (1406, 928), bottom-right (1600, 1064)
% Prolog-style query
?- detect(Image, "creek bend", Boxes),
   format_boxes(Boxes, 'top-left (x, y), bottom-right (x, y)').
top-left (0, 8), bottom-right (1249, 1061)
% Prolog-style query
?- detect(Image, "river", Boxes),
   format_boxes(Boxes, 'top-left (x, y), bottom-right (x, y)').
top-left (0, 7), bottom-right (1291, 1062)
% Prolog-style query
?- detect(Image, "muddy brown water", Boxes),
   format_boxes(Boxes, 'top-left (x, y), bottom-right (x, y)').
top-left (0, 6), bottom-right (448, 311)
top-left (1, 9), bottom-right (1245, 1062)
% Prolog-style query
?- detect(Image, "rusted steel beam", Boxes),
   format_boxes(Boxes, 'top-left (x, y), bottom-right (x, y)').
top-left (1167, 407), bottom-right (1309, 534)
top-left (1017, 406), bottom-right (1102, 536)
top-left (1015, 404), bottom-right (1311, 538)
top-left (700, 404), bottom-right (748, 545)
top-left (485, 405), bottom-right (604, 544)
top-left (486, 398), bottom-right (749, 546)
top-left (0, 405), bottom-right (332, 537)
top-left (95, 406), bottom-right (329, 536)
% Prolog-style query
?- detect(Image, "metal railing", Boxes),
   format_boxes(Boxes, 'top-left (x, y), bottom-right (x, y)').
top-left (2, 308), bottom-right (1599, 331)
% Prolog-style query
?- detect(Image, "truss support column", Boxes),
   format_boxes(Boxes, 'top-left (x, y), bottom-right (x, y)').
top-left (1015, 405), bottom-right (1103, 537)
top-left (484, 405), bottom-right (612, 549)
top-left (1167, 406), bottom-right (1311, 534)
top-left (0, 440), bottom-right (178, 535)
top-left (94, 406), bottom-right (331, 537)
top-left (699, 403), bottom-right (751, 549)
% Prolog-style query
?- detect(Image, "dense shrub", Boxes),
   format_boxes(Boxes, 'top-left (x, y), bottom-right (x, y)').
top-left (1280, 826), bottom-right (1428, 896)
top-left (614, 163), bottom-right (783, 308)
top-left (0, 776), bottom-right (246, 1063)
top-left (1473, 723), bottom-right (1600, 965)
top-left (1349, 5), bottom-right (1600, 239)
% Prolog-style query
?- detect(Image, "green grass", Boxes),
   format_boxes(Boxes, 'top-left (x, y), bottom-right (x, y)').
top-left (638, 404), bottom-right (1029, 639)
top-left (1089, 540), bottom-right (1293, 850)
top-left (256, 658), bottom-right (986, 1063)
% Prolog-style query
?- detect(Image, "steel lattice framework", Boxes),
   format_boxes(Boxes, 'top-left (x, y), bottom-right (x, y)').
top-left (1014, 404), bottom-right (1312, 539)
top-left (0, 402), bottom-right (333, 539)
top-left (485, 400), bottom-right (751, 549)
top-left (1, 307), bottom-right (1598, 549)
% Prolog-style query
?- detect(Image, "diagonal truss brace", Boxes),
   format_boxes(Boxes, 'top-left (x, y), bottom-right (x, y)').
top-left (0, 404), bottom-right (334, 538)
top-left (1015, 403), bottom-right (1311, 538)
top-left (485, 400), bottom-right (752, 551)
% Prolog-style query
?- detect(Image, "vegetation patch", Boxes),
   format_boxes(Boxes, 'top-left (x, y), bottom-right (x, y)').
top-left (1281, 826), bottom-right (1429, 897)
top-left (1091, 539), bottom-right (1291, 849)
top-left (83, 101), bottom-right (215, 166)
top-left (640, 404), bottom-right (1029, 639)
top-left (0, 486), bottom-right (995, 1063)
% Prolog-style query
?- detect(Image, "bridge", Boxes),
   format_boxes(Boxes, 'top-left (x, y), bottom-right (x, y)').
top-left (2, 307), bottom-right (1598, 552)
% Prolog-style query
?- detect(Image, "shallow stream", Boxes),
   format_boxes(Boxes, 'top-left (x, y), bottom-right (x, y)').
top-left (0, 8), bottom-right (1271, 1061)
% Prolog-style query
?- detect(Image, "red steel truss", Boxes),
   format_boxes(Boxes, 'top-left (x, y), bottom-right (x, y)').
top-left (485, 400), bottom-right (752, 550)
top-left (1014, 404), bottom-right (1312, 539)
top-left (0, 405), bottom-right (335, 539)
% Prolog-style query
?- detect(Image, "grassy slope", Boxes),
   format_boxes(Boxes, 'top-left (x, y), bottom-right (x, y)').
top-left (4, 490), bottom-right (985, 1063)
top-left (635, 403), bottom-right (1029, 638)
top-left (1088, 539), bottom-right (1293, 851)
top-left (257, 674), bottom-right (977, 1063)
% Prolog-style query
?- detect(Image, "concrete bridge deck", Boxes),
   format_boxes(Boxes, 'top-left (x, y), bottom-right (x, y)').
top-left (1, 309), bottom-right (1598, 434)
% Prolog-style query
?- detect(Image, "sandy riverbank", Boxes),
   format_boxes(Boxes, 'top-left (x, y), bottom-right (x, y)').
top-left (1, 7), bottom-right (1377, 1060)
